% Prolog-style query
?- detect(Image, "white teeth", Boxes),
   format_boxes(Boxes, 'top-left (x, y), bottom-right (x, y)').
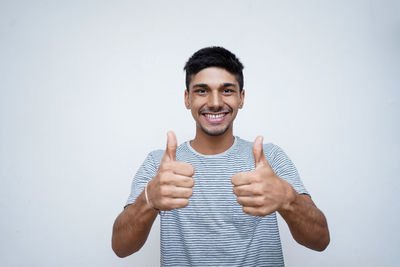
top-left (205, 114), bottom-right (224, 119)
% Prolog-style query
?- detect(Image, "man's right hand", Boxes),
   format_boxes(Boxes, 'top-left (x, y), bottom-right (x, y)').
top-left (146, 131), bottom-right (195, 211)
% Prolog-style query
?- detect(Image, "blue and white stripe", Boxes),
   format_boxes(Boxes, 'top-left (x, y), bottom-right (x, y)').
top-left (127, 137), bottom-right (308, 267)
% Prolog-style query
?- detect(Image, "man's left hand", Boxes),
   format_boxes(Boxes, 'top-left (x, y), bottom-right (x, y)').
top-left (231, 136), bottom-right (297, 216)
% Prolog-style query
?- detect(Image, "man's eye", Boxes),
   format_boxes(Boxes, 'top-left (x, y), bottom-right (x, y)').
top-left (196, 89), bottom-right (207, 94)
top-left (223, 89), bottom-right (234, 93)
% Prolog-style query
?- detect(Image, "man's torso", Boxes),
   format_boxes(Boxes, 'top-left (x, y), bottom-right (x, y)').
top-left (127, 137), bottom-right (308, 266)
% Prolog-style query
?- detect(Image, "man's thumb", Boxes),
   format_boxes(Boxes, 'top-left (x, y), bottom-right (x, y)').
top-left (165, 130), bottom-right (177, 161)
top-left (253, 136), bottom-right (267, 168)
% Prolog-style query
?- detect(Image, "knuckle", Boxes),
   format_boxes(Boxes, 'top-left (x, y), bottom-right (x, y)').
top-left (163, 161), bottom-right (174, 170)
top-left (254, 186), bottom-right (263, 195)
top-left (253, 174), bottom-right (262, 183)
top-left (262, 207), bottom-right (271, 216)
top-left (255, 198), bottom-right (264, 207)
top-left (184, 199), bottom-right (190, 206)
top-left (231, 176), bottom-right (238, 185)
top-left (190, 166), bottom-right (195, 176)
top-left (160, 186), bottom-right (170, 197)
top-left (183, 165), bottom-right (194, 177)
top-left (242, 206), bottom-right (249, 214)
top-left (180, 199), bottom-right (190, 208)
top-left (187, 188), bottom-right (193, 197)
top-left (158, 172), bottom-right (169, 184)
top-left (158, 175), bottom-right (166, 185)
top-left (165, 199), bottom-right (175, 210)
top-left (185, 164), bottom-right (195, 176)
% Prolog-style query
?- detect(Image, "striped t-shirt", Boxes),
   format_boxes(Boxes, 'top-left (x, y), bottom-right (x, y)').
top-left (126, 137), bottom-right (308, 267)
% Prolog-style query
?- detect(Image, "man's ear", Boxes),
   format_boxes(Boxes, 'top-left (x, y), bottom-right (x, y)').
top-left (184, 89), bottom-right (191, 109)
top-left (239, 89), bottom-right (245, 109)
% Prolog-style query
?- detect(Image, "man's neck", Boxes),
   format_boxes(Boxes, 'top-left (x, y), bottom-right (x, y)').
top-left (190, 127), bottom-right (235, 155)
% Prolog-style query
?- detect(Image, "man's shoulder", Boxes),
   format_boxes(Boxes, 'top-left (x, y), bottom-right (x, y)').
top-left (144, 149), bottom-right (164, 166)
top-left (145, 141), bottom-right (189, 163)
top-left (236, 137), bottom-right (279, 155)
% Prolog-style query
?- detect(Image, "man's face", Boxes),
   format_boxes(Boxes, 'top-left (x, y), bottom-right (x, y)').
top-left (185, 67), bottom-right (245, 136)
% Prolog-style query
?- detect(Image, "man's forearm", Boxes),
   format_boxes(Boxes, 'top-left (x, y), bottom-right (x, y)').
top-left (278, 194), bottom-right (330, 251)
top-left (112, 190), bottom-right (159, 257)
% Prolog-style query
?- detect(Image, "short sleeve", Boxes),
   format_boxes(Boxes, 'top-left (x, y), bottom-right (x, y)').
top-left (125, 151), bottom-right (160, 207)
top-left (266, 144), bottom-right (309, 196)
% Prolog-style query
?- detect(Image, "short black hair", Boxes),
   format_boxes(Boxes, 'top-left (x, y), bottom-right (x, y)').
top-left (183, 46), bottom-right (244, 92)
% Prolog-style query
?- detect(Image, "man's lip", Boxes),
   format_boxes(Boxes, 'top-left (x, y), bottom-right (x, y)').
top-left (201, 112), bottom-right (229, 115)
top-left (201, 112), bottom-right (229, 123)
top-left (199, 107), bottom-right (232, 114)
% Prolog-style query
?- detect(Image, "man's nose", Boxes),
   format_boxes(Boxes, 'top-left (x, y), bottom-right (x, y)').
top-left (208, 91), bottom-right (222, 109)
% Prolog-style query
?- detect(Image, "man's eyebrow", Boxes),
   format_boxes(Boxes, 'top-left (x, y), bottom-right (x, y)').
top-left (192, 83), bottom-right (238, 89)
top-left (221, 83), bottom-right (237, 88)
top-left (192, 83), bottom-right (208, 89)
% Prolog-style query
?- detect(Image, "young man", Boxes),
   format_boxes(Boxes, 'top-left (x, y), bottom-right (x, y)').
top-left (112, 47), bottom-right (330, 266)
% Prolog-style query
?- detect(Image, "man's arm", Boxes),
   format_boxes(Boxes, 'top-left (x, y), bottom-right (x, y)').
top-left (112, 191), bottom-right (158, 257)
top-left (112, 131), bottom-right (194, 257)
top-left (232, 136), bottom-right (330, 251)
top-left (279, 193), bottom-right (330, 251)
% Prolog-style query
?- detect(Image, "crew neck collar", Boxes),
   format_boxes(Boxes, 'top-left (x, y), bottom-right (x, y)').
top-left (185, 136), bottom-right (239, 158)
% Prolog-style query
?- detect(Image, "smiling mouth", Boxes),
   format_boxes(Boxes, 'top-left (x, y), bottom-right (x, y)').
top-left (202, 112), bottom-right (229, 123)
top-left (204, 113), bottom-right (226, 119)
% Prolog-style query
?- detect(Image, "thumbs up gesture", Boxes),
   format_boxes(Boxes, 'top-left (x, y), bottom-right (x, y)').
top-left (146, 131), bottom-right (195, 211)
top-left (231, 136), bottom-right (297, 216)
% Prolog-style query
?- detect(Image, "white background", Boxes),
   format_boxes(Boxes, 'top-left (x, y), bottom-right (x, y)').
top-left (1, 1), bottom-right (399, 266)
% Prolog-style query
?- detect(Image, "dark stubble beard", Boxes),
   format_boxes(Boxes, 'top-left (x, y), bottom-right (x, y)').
top-left (199, 121), bottom-right (233, 136)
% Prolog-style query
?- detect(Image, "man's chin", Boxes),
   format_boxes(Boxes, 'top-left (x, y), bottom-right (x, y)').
top-left (200, 125), bottom-right (231, 136)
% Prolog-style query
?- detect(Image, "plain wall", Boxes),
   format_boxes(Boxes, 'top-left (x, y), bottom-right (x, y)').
top-left (1, 1), bottom-right (399, 266)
